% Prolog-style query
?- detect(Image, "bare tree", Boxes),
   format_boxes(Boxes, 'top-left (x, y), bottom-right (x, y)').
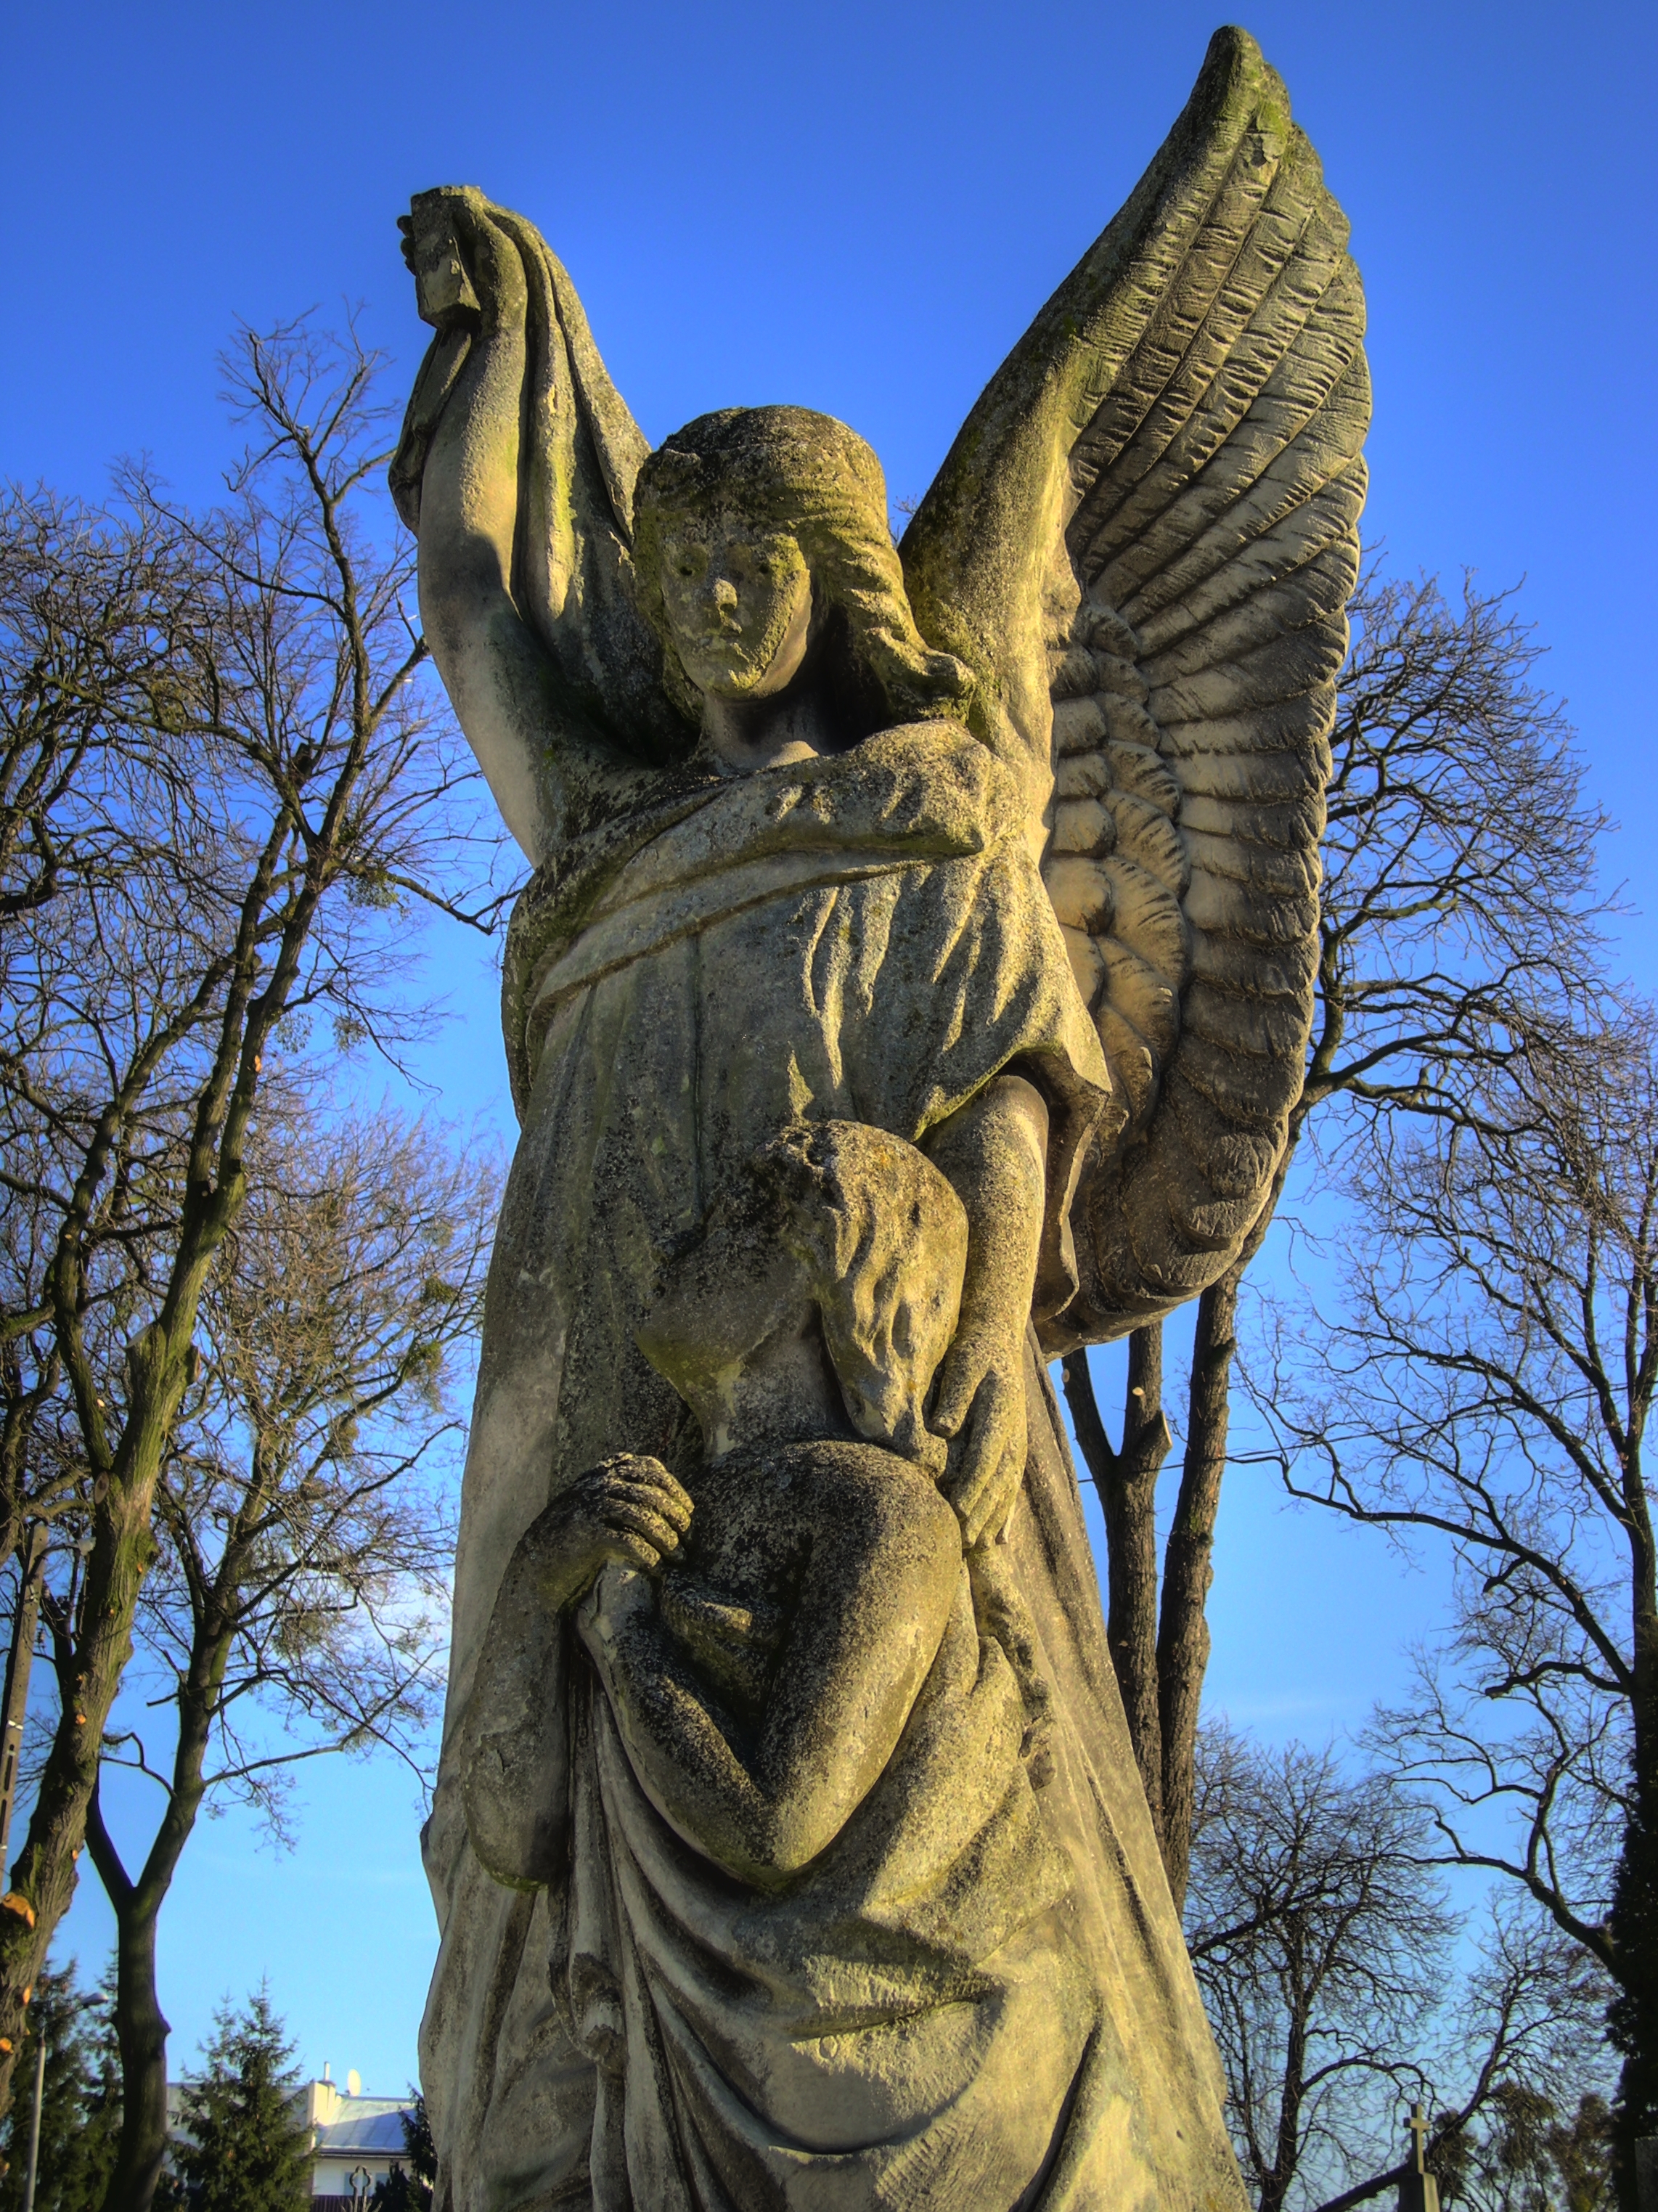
top-left (0, 486), bottom-right (201, 929)
top-left (0, 487), bottom-right (215, 1587)
top-left (56, 1109), bottom-right (496, 2210)
top-left (1062, 565), bottom-right (1609, 1908)
top-left (1249, 1011), bottom-right (1657, 2196)
top-left (0, 318), bottom-right (505, 2117)
top-left (1187, 1723), bottom-right (1609, 2212)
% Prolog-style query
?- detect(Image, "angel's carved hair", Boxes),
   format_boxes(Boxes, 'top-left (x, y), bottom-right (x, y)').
top-left (632, 407), bottom-right (972, 735)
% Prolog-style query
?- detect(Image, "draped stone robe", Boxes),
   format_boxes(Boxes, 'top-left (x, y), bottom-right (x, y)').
top-left (419, 723), bottom-right (1246, 2212)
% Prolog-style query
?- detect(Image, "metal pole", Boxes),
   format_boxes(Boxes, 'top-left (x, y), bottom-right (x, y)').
top-left (0, 1527), bottom-right (48, 1880)
top-left (20, 2027), bottom-right (44, 2212)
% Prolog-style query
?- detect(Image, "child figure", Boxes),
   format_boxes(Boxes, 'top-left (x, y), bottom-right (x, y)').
top-left (465, 1119), bottom-right (1020, 1888)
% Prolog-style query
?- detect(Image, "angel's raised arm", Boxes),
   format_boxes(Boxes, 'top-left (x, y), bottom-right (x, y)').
top-left (391, 189), bottom-right (691, 860)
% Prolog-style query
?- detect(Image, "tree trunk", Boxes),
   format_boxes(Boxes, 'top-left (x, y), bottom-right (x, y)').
top-left (1156, 1264), bottom-right (1241, 1915)
top-left (0, 807), bottom-right (315, 2118)
top-left (0, 1464), bottom-right (171, 2106)
top-left (0, 1527), bottom-right (47, 1876)
top-left (1609, 1535), bottom-right (1658, 2210)
top-left (1061, 1271), bottom-right (1242, 1909)
top-left (1062, 1329), bottom-right (1173, 1850)
top-left (0, 1351), bottom-right (57, 1594)
top-left (81, 1593), bottom-right (225, 2212)
top-left (1259, 2001), bottom-right (1310, 2212)
top-left (86, 1788), bottom-right (173, 2212)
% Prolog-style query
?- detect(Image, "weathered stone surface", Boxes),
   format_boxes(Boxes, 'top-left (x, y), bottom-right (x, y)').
top-left (393, 23), bottom-right (1365, 2207)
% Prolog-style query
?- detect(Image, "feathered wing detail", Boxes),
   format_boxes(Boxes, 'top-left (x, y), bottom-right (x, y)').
top-left (902, 28), bottom-right (1366, 1344)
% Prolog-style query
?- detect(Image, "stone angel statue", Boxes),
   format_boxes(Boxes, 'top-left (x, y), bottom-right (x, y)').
top-left (392, 27), bottom-right (1367, 2211)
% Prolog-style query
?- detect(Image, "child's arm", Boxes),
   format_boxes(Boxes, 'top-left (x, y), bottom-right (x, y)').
top-left (460, 1454), bottom-right (693, 1886)
top-left (579, 1453), bottom-right (958, 1883)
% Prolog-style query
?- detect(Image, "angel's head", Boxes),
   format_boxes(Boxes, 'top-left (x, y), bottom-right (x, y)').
top-left (634, 407), bottom-right (971, 753)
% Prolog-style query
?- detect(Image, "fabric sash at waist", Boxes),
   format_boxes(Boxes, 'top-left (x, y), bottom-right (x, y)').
top-left (529, 842), bottom-right (950, 1020)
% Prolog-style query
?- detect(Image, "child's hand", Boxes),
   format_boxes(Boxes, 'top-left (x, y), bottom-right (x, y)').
top-left (520, 1454), bottom-right (693, 1609)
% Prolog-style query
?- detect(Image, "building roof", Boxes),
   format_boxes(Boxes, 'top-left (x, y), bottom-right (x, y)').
top-left (164, 2078), bottom-right (416, 2159)
top-left (315, 2111), bottom-right (410, 2153)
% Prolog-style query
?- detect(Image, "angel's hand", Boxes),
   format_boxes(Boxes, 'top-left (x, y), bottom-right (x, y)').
top-left (518, 1453), bottom-right (693, 1611)
top-left (398, 189), bottom-right (526, 338)
top-left (930, 1325), bottom-right (1027, 1549)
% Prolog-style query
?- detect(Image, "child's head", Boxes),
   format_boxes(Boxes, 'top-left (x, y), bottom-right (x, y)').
top-left (638, 1119), bottom-right (968, 1472)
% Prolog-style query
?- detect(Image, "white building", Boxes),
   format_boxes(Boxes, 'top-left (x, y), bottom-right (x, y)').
top-left (165, 2069), bottom-right (420, 2205)
top-left (302, 2073), bottom-right (418, 2203)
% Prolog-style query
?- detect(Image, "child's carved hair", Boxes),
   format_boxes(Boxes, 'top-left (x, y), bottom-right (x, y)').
top-left (759, 1120), bottom-right (967, 1471)
top-left (639, 1119), bottom-right (968, 1473)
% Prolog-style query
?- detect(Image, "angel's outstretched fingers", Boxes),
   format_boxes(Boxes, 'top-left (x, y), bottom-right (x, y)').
top-left (593, 1452), bottom-right (690, 1491)
top-left (963, 1461), bottom-right (1006, 1551)
top-left (619, 1471), bottom-right (695, 1527)
top-left (618, 1490), bottom-right (693, 1542)
top-left (981, 1438), bottom-right (1026, 1548)
top-left (947, 1384), bottom-right (1000, 1535)
top-left (954, 1379), bottom-right (1028, 1548)
top-left (592, 1457), bottom-right (695, 1530)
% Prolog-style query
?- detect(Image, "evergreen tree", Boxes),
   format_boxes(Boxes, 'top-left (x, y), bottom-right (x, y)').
top-left (0, 1962), bottom-right (120, 2212)
top-left (166, 1989), bottom-right (309, 2212)
top-left (1608, 1788), bottom-right (1658, 2205)
top-left (1477, 2082), bottom-right (1558, 2212)
top-left (369, 2094), bottom-right (433, 2212)
top-left (1548, 2094), bottom-right (1616, 2212)
top-left (1435, 2085), bottom-right (1617, 2212)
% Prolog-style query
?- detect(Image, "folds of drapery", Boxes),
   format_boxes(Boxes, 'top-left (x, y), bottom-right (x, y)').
top-left (420, 1349), bottom-right (1241, 2210)
top-left (417, 728), bottom-right (1242, 2208)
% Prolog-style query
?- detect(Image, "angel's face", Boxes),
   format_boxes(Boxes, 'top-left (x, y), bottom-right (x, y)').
top-left (658, 518), bottom-right (814, 701)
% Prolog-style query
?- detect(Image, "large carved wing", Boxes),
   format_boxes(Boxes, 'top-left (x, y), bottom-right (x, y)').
top-left (901, 27), bottom-right (1367, 1344)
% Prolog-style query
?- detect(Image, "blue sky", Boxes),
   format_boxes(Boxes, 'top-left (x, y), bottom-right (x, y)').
top-left (4, 0), bottom-right (1654, 2100)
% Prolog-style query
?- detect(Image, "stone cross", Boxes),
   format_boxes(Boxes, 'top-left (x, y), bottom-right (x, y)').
top-left (1399, 2105), bottom-right (1441, 2212)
